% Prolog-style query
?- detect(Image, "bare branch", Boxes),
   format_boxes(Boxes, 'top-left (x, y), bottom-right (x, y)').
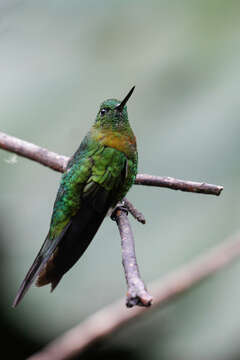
top-left (28, 233), bottom-right (240, 360)
top-left (0, 131), bottom-right (223, 195)
top-left (135, 174), bottom-right (223, 196)
top-left (0, 131), bottom-right (68, 172)
top-left (123, 198), bottom-right (146, 224)
top-left (111, 206), bottom-right (152, 307)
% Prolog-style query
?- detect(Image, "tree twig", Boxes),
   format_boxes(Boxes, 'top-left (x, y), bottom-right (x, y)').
top-left (28, 233), bottom-right (240, 360)
top-left (0, 131), bottom-right (223, 196)
top-left (135, 174), bottom-right (223, 196)
top-left (123, 198), bottom-right (146, 224)
top-left (0, 131), bottom-right (68, 172)
top-left (111, 205), bottom-right (152, 307)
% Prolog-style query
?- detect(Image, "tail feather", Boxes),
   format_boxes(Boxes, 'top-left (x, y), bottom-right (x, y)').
top-left (12, 255), bottom-right (44, 308)
top-left (12, 224), bottom-right (70, 308)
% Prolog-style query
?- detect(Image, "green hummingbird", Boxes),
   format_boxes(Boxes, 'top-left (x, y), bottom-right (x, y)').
top-left (13, 86), bottom-right (137, 307)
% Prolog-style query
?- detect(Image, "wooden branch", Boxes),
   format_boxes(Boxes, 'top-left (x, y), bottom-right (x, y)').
top-left (0, 131), bottom-right (223, 196)
top-left (28, 233), bottom-right (240, 360)
top-left (111, 206), bottom-right (152, 307)
top-left (123, 198), bottom-right (146, 224)
top-left (0, 131), bottom-right (68, 172)
top-left (135, 174), bottom-right (223, 196)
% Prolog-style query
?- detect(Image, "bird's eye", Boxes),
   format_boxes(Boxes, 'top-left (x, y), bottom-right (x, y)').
top-left (100, 108), bottom-right (108, 116)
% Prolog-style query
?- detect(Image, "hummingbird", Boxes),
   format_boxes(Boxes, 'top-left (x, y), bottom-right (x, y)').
top-left (13, 86), bottom-right (137, 307)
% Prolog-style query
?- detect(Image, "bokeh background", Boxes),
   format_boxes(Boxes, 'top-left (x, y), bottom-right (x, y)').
top-left (1, 1), bottom-right (240, 359)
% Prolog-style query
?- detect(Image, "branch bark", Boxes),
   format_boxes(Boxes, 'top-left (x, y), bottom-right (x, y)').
top-left (123, 198), bottom-right (146, 224)
top-left (135, 174), bottom-right (223, 195)
top-left (0, 131), bottom-right (223, 196)
top-left (0, 131), bottom-right (68, 172)
top-left (112, 206), bottom-right (152, 307)
top-left (28, 233), bottom-right (240, 360)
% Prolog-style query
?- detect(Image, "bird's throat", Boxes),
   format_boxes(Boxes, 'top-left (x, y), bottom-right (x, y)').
top-left (92, 127), bottom-right (136, 159)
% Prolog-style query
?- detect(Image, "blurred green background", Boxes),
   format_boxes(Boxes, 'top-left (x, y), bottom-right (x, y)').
top-left (1, 1), bottom-right (240, 359)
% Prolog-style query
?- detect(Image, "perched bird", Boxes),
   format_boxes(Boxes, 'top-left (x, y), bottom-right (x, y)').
top-left (13, 87), bottom-right (137, 307)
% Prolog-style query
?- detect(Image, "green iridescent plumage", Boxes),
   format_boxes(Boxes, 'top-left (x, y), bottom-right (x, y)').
top-left (13, 87), bottom-right (138, 307)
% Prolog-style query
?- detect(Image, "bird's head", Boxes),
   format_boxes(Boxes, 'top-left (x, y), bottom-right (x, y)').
top-left (95, 86), bottom-right (135, 130)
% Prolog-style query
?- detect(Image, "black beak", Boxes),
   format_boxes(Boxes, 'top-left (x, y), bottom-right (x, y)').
top-left (115, 86), bottom-right (135, 112)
